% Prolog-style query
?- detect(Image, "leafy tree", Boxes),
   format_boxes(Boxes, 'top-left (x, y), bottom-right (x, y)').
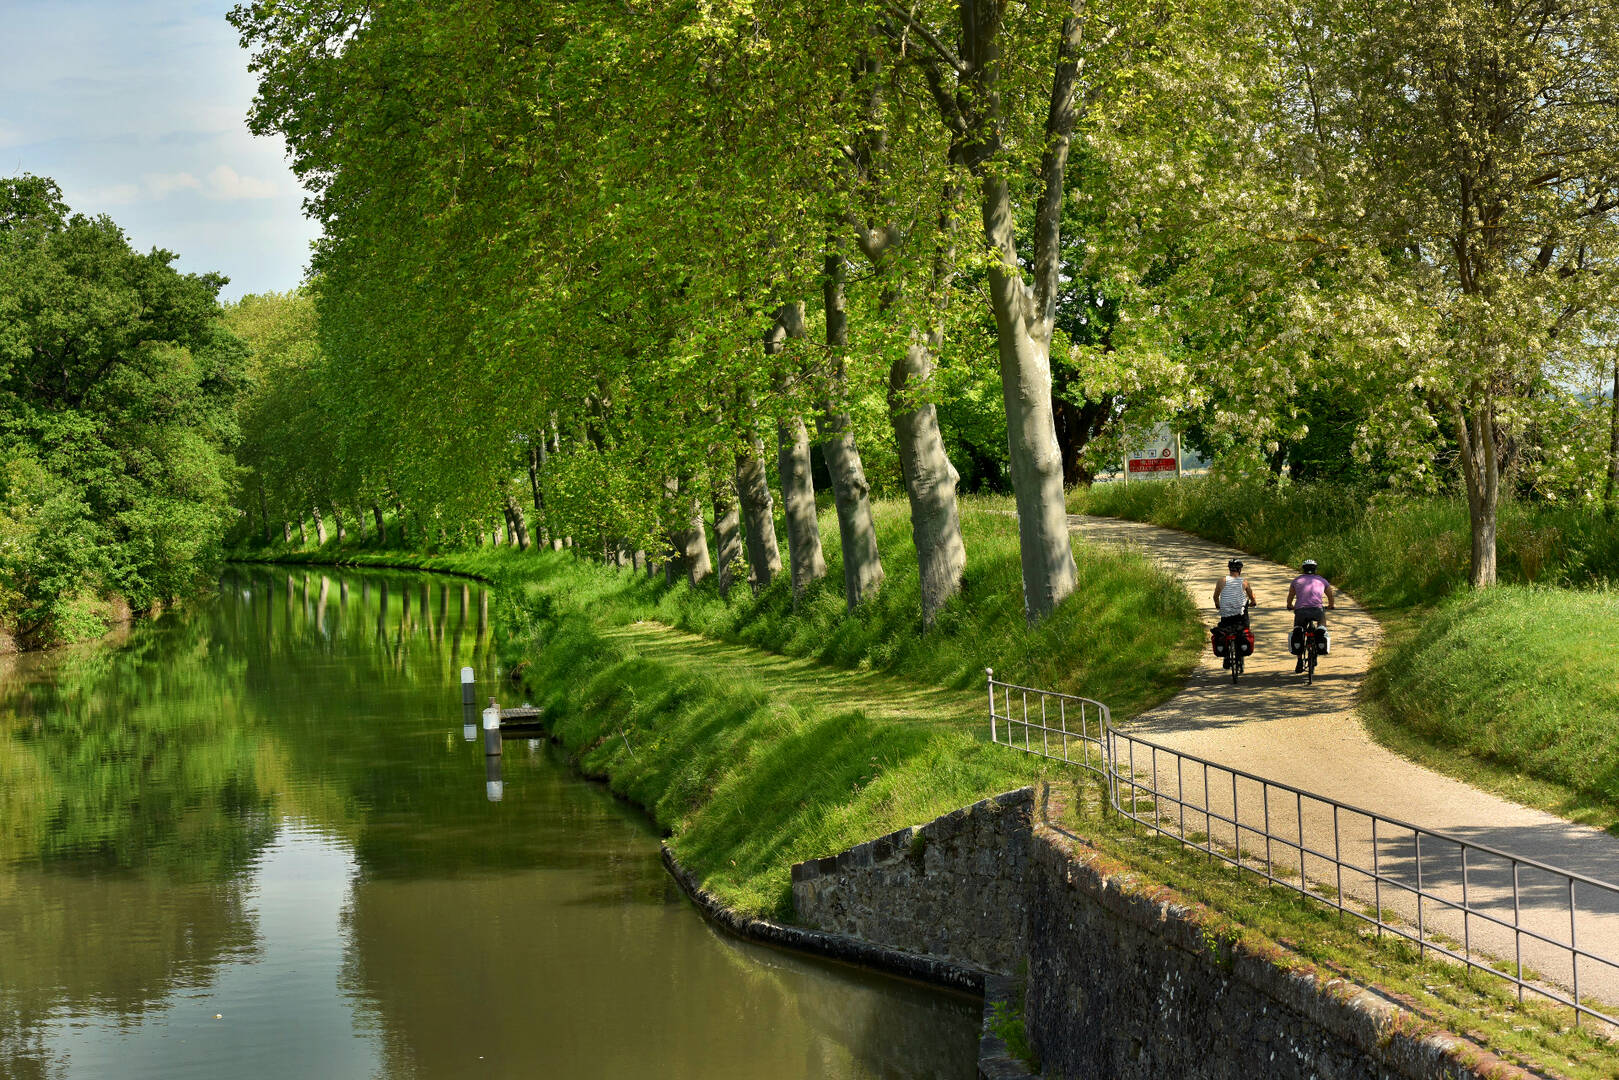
top-left (0, 176), bottom-right (243, 645)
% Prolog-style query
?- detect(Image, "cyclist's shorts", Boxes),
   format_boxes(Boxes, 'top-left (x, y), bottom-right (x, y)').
top-left (1293, 605), bottom-right (1326, 627)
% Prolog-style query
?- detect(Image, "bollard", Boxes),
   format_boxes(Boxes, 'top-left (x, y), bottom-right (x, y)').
top-left (483, 698), bottom-right (502, 756)
top-left (461, 667), bottom-right (478, 739)
top-left (485, 753), bottom-right (504, 802)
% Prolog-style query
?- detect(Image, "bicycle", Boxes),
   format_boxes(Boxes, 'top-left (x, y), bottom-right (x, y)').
top-left (1214, 603), bottom-right (1253, 684)
top-left (1299, 619), bottom-right (1323, 684)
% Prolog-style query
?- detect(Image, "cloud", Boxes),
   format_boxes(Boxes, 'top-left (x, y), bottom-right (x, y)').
top-left (144, 171), bottom-right (201, 197)
top-left (132, 166), bottom-right (274, 202)
top-left (84, 181), bottom-right (142, 205)
top-left (204, 164), bottom-right (275, 200)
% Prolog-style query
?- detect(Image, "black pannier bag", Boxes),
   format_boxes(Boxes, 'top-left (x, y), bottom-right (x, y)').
top-left (1211, 627), bottom-right (1228, 657)
top-left (1289, 627), bottom-right (1305, 655)
top-left (1241, 627), bottom-right (1255, 656)
top-left (1316, 626), bottom-right (1331, 655)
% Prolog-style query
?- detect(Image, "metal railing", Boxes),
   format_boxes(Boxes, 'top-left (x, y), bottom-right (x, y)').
top-left (986, 670), bottom-right (1619, 1028)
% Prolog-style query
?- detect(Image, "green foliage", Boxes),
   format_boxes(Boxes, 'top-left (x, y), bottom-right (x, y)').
top-left (0, 176), bottom-right (242, 645)
top-left (987, 998), bottom-right (1038, 1070)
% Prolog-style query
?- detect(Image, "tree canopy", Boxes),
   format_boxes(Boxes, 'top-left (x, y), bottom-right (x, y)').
top-left (0, 176), bottom-right (246, 646)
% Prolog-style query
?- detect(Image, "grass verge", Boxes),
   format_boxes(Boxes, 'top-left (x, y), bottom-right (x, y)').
top-left (233, 500), bottom-right (1201, 912)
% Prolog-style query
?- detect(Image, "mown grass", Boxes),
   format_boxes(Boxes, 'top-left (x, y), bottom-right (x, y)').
top-left (1367, 587), bottom-right (1619, 822)
top-left (1070, 477), bottom-right (1619, 825)
top-left (234, 500), bottom-right (1203, 910)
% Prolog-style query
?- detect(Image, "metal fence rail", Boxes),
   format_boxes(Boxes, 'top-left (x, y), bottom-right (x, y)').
top-left (986, 671), bottom-right (1619, 1028)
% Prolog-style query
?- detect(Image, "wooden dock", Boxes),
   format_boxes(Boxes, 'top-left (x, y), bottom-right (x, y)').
top-left (497, 706), bottom-right (545, 732)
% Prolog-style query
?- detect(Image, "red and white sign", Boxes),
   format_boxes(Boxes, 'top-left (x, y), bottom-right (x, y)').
top-left (1127, 425), bottom-right (1179, 473)
top-left (1128, 453), bottom-right (1176, 473)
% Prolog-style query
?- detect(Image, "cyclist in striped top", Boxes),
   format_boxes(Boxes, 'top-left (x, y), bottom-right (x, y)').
top-left (1212, 559), bottom-right (1257, 668)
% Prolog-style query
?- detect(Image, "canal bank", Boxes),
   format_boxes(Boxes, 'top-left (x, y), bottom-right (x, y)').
top-left (232, 542), bottom-right (1617, 1078)
top-left (1, 566), bottom-right (981, 1079)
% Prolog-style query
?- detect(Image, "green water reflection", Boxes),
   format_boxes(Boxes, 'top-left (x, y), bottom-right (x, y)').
top-left (0, 568), bottom-right (979, 1079)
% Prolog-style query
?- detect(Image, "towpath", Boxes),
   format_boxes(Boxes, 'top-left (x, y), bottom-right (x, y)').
top-left (1070, 514), bottom-right (1619, 1013)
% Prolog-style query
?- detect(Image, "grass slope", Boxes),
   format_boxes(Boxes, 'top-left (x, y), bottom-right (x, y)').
top-left (237, 503), bottom-right (1619, 1074)
top-left (237, 501), bottom-right (1202, 912)
top-left (1072, 478), bottom-right (1619, 824)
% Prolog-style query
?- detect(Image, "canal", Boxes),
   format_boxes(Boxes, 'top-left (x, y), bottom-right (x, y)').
top-left (0, 567), bottom-right (981, 1079)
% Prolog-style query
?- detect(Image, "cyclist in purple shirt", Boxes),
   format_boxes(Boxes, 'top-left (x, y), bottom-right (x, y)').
top-left (1285, 559), bottom-right (1336, 674)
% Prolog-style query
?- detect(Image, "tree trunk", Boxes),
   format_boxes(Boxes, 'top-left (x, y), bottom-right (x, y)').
top-left (537, 440), bottom-right (556, 550)
top-left (850, 193), bottom-right (967, 625)
top-left (283, 520), bottom-right (293, 544)
top-left (663, 478), bottom-right (712, 586)
top-left (1454, 387), bottom-right (1500, 587)
top-left (734, 436), bottom-right (782, 589)
top-left (983, 189), bottom-right (1078, 619)
top-left (296, 516), bottom-right (308, 546)
top-left (945, 0), bottom-right (1083, 621)
top-left (373, 504), bottom-right (387, 545)
top-left (891, 333), bottom-right (967, 625)
top-left (1606, 360), bottom-right (1619, 519)
top-left (507, 494), bottom-right (530, 550)
top-left (311, 505), bottom-right (327, 546)
top-left (770, 303), bottom-right (826, 598)
top-left (394, 501), bottom-right (408, 544)
top-left (818, 245), bottom-right (885, 609)
top-left (713, 481), bottom-right (743, 597)
top-left (332, 505), bottom-right (346, 544)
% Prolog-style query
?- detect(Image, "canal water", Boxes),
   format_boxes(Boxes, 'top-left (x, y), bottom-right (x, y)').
top-left (0, 568), bottom-right (980, 1079)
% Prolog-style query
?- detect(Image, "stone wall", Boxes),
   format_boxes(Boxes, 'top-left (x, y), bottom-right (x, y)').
top-left (791, 788), bottom-right (1535, 1080)
top-left (791, 788), bottom-right (1034, 975)
top-left (1023, 829), bottom-right (1531, 1080)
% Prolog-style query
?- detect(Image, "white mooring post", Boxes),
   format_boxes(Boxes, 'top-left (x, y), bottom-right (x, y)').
top-left (461, 666), bottom-right (477, 742)
top-left (482, 698), bottom-right (502, 756)
top-left (485, 753), bottom-right (504, 803)
top-left (986, 668), bottom-right (996, 745)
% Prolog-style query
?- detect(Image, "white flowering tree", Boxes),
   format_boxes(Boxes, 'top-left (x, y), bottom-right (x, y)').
top-left (1256, 0), bottom-right (1619, 585)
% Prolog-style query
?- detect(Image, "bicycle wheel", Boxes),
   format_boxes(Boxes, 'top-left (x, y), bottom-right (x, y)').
top-left (1232, 645), bottom-right (1242, 683)
top-left (1305, 632), bottom-right (1316, 685)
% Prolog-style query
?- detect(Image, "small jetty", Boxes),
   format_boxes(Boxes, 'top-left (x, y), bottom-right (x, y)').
top-left (497, 706), bottom-right (544, 733)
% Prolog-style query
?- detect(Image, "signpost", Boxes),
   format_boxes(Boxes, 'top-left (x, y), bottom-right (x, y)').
top-left (1125, 424), bottom-right (1181, 478)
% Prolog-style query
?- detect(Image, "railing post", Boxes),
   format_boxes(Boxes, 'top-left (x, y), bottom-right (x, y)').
top-left (1571, 879), bottom-right (1581, 1027)
top-left (986, 668), bottom-right (996, 745)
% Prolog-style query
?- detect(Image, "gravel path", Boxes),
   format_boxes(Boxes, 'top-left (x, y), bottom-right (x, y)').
top-left (1070, 514), bottom-right (1619, 1015)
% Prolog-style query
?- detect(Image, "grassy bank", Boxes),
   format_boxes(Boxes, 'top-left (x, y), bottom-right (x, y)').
top-left (1071, 478), bottom-right (1619, 824)
top-left (236, 500), bottom-right (1202, 911)
top-left (236, 506), bottom-right (1618, 1074)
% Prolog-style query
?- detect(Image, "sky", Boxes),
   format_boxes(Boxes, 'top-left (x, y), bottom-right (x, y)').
top-left (1, 0), bottom-right (320, 301)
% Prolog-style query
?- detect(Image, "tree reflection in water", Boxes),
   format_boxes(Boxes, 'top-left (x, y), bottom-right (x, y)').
top-left (0, 569), bottom-right (976, 1079)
